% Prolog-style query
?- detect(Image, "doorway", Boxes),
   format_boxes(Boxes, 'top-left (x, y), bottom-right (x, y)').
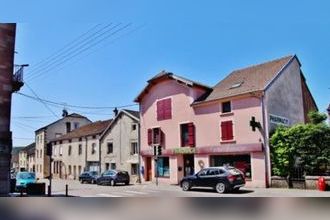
top-left (145, 157), bottom-right (152, 181)
top-left (183, 154), bottom-right (195, 177)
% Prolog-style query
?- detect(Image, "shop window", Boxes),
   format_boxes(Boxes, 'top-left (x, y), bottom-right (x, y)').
top-left (210, 155), bottom-right (252, 179)
top-left (156, 157), bottom-right (170, 177)
top-left (221, 121), bottom-right (234, 141)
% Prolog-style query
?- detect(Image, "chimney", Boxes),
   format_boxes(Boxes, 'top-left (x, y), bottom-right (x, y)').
top-left (113, 107), bottom-right (119, 117)
top-left (62, 109), bottom-right (68, 117)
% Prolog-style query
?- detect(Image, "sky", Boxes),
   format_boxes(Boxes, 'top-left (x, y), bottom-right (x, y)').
top-left (1, 0), bottom-right (329, 146)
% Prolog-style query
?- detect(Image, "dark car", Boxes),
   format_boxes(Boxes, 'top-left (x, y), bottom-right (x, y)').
top-left (79, 171), bottom-right (99, 184)
top-left (180, 166), bottom-right (245, 194)
top-left (96, 170), bottom-right (130, 186)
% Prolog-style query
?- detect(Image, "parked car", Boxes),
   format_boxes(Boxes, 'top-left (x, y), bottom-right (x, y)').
top-left (79, 171), bottom-right (99, 184)
top-left (180, 166), bottom-right (245, 194)
top-left (96, 170), bottom-right (130, 186)
top-left (15, 172), bottom-right (37, 191)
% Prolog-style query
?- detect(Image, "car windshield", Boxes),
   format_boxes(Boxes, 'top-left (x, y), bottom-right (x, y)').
top-left (17, 172), bottom-right (35, 179)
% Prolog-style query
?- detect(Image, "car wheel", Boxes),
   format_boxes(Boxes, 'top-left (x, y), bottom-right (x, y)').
top-left (181, 181), bottom-right (191, 191)
top-left (110, 179), bottom-right (115, 186)
top-left (125, 181), bottom-right (129, 186)
top-left (215, 182), bottom-right (226, 194)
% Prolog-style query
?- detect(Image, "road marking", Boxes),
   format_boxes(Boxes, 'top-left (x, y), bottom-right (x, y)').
top-left (96, 193), bottom-right (121, 197)
top-left (125, 190), bottom-right (149, 195)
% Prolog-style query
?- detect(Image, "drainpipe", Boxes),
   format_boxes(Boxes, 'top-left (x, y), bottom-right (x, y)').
top-left (261, 94), bottom-right (271, 188)
top-left (137, 108), bottom-right (142, 183)
top-left (98, 138), bottom-right (102, 175)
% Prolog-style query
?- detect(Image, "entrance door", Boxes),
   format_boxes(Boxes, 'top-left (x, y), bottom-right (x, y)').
top-left (145, 157), bottom-right (152, 181)
top-left (183, 154), bottom-right (195, 177)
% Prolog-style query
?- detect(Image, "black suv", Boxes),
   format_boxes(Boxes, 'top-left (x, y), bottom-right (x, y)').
top-left (79, 171), bottom-right (99, 184)
top-left (96, 170), bottom-right (130, 186)
top-left (180, 167), bottom-right (245, 194)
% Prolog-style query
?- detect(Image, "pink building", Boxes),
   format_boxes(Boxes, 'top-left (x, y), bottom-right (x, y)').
top-left (135, 55), bottom-right (317, 188)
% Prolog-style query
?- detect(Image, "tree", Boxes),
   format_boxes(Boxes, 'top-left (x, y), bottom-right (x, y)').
top-left (270, 111), bottom-right (330, 186)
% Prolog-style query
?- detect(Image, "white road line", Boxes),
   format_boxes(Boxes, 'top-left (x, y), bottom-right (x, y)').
top-left (96, 193), bottom-right (121, 197)
top-left (125, 190), bottom-right (149, 195)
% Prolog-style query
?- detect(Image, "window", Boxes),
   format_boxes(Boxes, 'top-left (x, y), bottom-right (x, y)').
top-left (68, 145), bottom-right (72, 156)
top-left (107, 142), bottom-right (113, 154)
top-left (132, 124), bottom-right (137, 131)
top-left (79, 137), bottom-right (82, 142)
top-left (68, 165), bottom-right (72, 175)
top-left (53, 146), bottom-right (57, 156)
top-left (92, 135), bottom-right (96, 139)
top-left (105, 163), bottom-right (110, 171)
top-left (222, 101), bottom-right (231, 113)
top-left (131, 164), bottom-right (138, 175)
top-left (78, 144), bottom-right (82, 155)
top-left (110, 163), bottom-right (116, 170)
top-left (66, 122), bottom-right (71, 133)
top-left (156, 157), bottom-right (170, 177)
top-left (210, 155), bottom-right (251, 179)
top-left (148, 128), bottom-right (162, 145)
top-left (221, 121), bottom-right (234, 141)
top-left (91, 143), bottom-right (97, 154)
top-left (74, 122), bottom-right (80, 129)
top-left (180, 123), bottom-right (195, 147)
top-left (40, 149), bottom-right (43, 157)
top-left (59, 146), bottom-right (63, 156)
top-left (157, 98), bottom-right (172, 121)
top-left (130, 142), bottom-right (138, 155)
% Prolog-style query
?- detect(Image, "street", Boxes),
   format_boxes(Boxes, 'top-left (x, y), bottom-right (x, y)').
top-left (42, 179), bottom-right (330, 197)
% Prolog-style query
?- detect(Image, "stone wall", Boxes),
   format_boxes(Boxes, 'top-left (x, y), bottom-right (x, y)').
top-left (271, 176), bottom-right (330, 190)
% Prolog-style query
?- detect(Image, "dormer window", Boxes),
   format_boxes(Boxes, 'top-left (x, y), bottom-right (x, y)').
top-left (230, 82), bottom-right (243, 89)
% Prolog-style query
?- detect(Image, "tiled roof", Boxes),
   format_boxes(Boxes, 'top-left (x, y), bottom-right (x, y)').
top-left (24, 143), bottom-right (35, 155)
top-left (135, 71), bottom-right (212, 102)
top-left (52, 119), bottom-right (112, 142)
top-left (194, 55), bottom-right (295, 104)
top-left (123, 109), bottom-right (140, 119)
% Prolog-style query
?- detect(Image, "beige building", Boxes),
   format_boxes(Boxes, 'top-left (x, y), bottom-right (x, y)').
top-left (100, 110), bottom-right (140, 183)
top-left (51, 120), bottom-right (112, 180)
top-left (18, 149), bottom-right (28, 172)
top-left (25, 143), bottom-right (36, 173)
top-left (35, 113), bottom-right (91, 179)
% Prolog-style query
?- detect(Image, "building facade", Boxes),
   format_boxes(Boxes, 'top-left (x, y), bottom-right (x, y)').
top-left (100, 110), bottom-right (140, 183)
top-left (25, 143), bottom-right (35, 172)
top-left (51, 120), bottom-right (111, 180)
top-left (18, 149), bottom-right (28, 172)
top-left (135, 55), bottom-right (317, 187)
top-left (35, 113), bottom-right (91, 179)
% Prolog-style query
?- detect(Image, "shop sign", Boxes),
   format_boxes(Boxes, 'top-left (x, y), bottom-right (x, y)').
top-left (173, 147), bottom-right (195, 155)
top-left (269, 114), bottom-right (290, 126)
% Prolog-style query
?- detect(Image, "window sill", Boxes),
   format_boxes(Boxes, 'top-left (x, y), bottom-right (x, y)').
top-left (220, 140), bottom-right (236, 144)
top-left (220, 112), bottom-right (234, 117)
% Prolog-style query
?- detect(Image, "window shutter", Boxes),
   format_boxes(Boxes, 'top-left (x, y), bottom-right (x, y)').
top-left (157, 100), bottom-right (164, 121)
top-left (221, 121), bottom-right (233, 141)
top-left (147, 129), bottom-right (152, 145)
top-left (164, 98), bottom-right (172, 120)
top-left (160, 130), bottom-right (165, 146)
top-left (188, 123), bottom-right (195, 147)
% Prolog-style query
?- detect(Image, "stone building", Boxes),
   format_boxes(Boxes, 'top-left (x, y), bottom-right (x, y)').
top-left (35, 113), bottom-right (91, 179)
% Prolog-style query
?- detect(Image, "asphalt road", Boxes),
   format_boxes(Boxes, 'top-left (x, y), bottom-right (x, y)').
top-left (42, 179), bottom-right (330, 197)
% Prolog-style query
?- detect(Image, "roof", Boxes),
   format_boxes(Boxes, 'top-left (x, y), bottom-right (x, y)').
top-left (11, 147), bottom-right (24, 155)
top-left (100, 109), bottom-right (140, 140)
top-left (193, 55), bottom-right (295, 104)
top-left (122, 109), bottom-right (140, 119)
top-left (24, 143), bottom-right (36, 156)
top-left (35, 113), bottom-right (90, 133)
top-left (51, 119), bottom-right (112, 142)
top-left (134, 71), bottom-right (212, 102)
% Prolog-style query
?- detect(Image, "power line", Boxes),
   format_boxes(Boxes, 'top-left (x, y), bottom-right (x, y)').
top-left (25, 23), bottom-right (115, 79)
top-left (16, 91), bottom-right (138, 110)
top-left (25, 23), bottom-right (102, 74)
top-left (24, 83), bottom-right (60, 118)
top-left (26, 23), bottom-right (132, 82)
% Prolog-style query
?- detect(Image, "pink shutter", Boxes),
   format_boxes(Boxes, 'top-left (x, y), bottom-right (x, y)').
top-left (227, 121), bottom-right (233, 140)
top-left (164, 98), bottom-right (172, 120)
top-left (157, 100), bottom-right (164, 121)
top-left (221, 122), bottom-right (228, 141)
top-left (221, 121), bottom-right (233, 141)
top-left (188, 123), bottom-right (195, 147)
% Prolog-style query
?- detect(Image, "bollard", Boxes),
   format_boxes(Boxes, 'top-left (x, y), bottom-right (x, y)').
top-left (65, 184), bottom-right (68, 197)
top-left (48, 185), bottom-right (51, 197)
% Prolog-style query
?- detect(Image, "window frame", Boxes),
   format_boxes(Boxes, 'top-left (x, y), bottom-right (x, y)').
top-left (222, 101), bottom-right (232, 114)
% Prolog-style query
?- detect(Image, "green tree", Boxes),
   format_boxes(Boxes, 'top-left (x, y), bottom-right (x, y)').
top-left (270, 111), bottom-right (330, 187)
top-left (308, 111), bottom-right (328, 125)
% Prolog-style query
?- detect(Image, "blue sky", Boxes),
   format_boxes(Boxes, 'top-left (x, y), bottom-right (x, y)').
top-left (2, 0), bottom-right (329, 146)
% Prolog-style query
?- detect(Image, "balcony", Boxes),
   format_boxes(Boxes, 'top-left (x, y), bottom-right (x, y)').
top-left (12, 64), bottom-right (28, 92)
